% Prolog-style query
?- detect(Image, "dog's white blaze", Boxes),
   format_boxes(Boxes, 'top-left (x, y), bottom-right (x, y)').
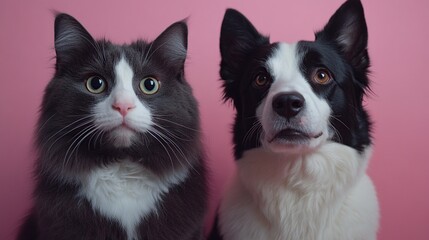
top-left (258, 43), bottom-right (331, 151)
top-left (267, 43), bottom-right (304, 94)
top-left (92, 57), bottom-right (152, 147)
top-left (79, 160), bottom-right (190, 240)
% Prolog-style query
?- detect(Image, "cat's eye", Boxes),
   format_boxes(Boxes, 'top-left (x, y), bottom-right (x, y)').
top-left (253, 73), bottom-right (271, 88)
top-left (140, 77), bottom-right (160, 95)
top-left (86, 76), bottom-right (107, 94)
top-left (312, 68), bottom-right (332, 85)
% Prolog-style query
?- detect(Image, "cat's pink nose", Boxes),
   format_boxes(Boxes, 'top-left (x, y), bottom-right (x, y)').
top-left (112, 102), bottom-right (136, 116)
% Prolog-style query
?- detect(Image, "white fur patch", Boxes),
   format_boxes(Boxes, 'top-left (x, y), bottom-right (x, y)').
top-left (219, 143), bottom-right (379, 240)
top-left (92, 57), bottom-right (152, 148)
top-left (79, 160), bottom-right (189, 240)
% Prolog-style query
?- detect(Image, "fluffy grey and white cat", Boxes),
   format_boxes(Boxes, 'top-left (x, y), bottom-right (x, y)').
top-left (17, 13), bottom-right (207, 240)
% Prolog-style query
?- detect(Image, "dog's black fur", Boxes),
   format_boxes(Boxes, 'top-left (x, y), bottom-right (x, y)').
top-left (210, 0), bottom-right (372, 238)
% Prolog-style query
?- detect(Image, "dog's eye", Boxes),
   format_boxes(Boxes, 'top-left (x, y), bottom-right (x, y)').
top-left (312, 68), bottom-right (332, 84)
top-left (254, 73), bottom-right (270, 88)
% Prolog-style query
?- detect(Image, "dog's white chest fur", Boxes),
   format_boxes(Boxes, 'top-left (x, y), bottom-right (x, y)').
top-left (219, 142), bottom-right (379, 240)
top-left (79, 160), bottom-right (189, 240)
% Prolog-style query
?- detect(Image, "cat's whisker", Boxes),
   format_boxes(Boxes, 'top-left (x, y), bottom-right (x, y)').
top-left (97, 129), bottom-right (108, 148)
top-left (152, 129), bottom-right (188, 168)
top-left (87, 125), bottom-right (105, 150)
top-left (153, 124), bottom-right (191, 142)
top-left (87, 128), bottom-right (98, 150)
top-left (43, 117), bottom-right (93, 154)
top-left (69, 126), bottom-right (100, 164)
top-left (62, 124), bottom-right (98, 168)
top-left (61, 124), bottom-right (92, 162)
top-left (152, 116), bottom-right (200, 133)
top-left (146, 130), bottom-right (176, 171)
top-left (41, 115), bottom-right (92, 146)
top-left (150, 126), bottom-right (196, 172)
top-left (138, 132), bottom-right (150, 148)
top-left (151, 124), bottom-right (189, 154)
top-left (151, 129), bottom-right (185, 170)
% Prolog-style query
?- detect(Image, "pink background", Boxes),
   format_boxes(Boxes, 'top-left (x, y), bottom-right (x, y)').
top-left (1, 0), bottom-right (428, 239)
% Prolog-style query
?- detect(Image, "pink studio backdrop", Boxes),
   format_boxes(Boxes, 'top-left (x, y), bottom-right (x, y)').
top-left (1, 0), bottom-right (428, 239)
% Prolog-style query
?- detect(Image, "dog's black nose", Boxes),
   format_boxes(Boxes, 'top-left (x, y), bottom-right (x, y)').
top-left (272, 92), bottom-right (305, 118)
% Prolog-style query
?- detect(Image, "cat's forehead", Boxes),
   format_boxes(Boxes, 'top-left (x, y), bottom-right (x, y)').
top-left (85, 38), bottom-right (181, 82)
top-left (95, 40), bottom-right (148, 60)
top-left (91, 41), bottom-right (145, 70)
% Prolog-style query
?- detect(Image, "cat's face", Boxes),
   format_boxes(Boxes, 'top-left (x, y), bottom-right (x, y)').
top-left (90, 56), bottom-right (154, 148)
top-left (38, 14), bottom-right (199, 174)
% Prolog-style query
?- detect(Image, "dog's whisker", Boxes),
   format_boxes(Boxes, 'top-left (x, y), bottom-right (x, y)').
top-left (242, 121), bottom-right (263, 145)
top-left (330, 115), bottom-right (351, 131)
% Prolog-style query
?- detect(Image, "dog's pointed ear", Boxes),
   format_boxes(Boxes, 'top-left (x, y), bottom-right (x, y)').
top-left (315, 0), bottom-right (369, 72)
top-left (220, 9), bottom-right (269, 101)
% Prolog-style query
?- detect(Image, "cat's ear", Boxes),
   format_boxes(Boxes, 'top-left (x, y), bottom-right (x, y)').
top-left (151, 21), bottom-right (188, 68)
top-left (219, 9), bottom-right (269, 101)
top-left (315, 0), bottom-right (369, 72)
top-left (54, 13), bottom-right (96, 67)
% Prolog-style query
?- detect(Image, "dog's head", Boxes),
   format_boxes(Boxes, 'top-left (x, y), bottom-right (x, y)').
top-left (220, 0), bottom-right (372, 159)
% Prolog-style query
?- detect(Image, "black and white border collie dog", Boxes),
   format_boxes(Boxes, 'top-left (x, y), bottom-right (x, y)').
top-left (212, 0), bottom-right (379, 239)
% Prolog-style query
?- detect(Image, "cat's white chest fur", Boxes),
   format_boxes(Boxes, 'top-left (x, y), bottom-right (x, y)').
top-left (79, 160), bottom-right (189, 240)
